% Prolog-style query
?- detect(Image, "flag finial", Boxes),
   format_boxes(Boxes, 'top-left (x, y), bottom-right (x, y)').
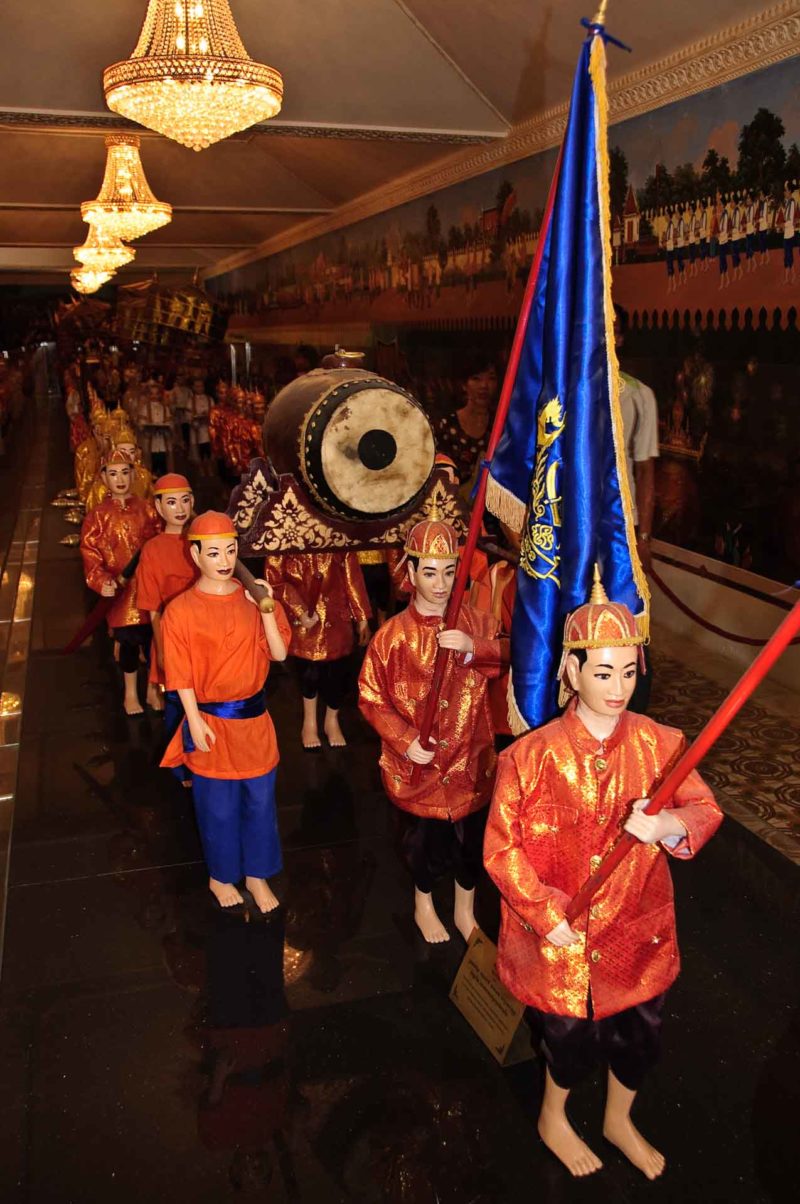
top-left (592, 1), bottom-right (609, 24)
top-left (589, 564), bottom-right (609, 605)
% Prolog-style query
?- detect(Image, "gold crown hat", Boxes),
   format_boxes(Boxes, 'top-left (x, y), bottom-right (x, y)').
top-left (557, 565), bottom-right (646, 707)
top-left (404, 517), bottom-right (461, 560)
top-left (101, 445), bottom-right (136, 470)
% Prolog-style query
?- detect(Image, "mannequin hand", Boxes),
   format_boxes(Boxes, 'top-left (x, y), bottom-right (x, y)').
top-left (545, 918), bottom-right (582, 947)
top-left (101, 580), bottom-right (118, 597)
top-left (437, 629), bottom-right (474, 655)
top-left (407, 736), bottom-right (436, 765)
top-left (356, 619), bottom-right (370, 646)
top-left (244, 578), bottom-right (272, 606)
top-left (189, 717), bottom-right (216, 753)
top-left (624, 798), bottom-right (686, 844)
top-left (299, 611), bottom-right (319, 630)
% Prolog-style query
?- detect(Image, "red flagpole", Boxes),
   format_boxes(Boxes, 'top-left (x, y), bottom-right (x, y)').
top-left (411, 147), bottom-right (564, 779)
top-left (565, 597), bottom-right (800, 923)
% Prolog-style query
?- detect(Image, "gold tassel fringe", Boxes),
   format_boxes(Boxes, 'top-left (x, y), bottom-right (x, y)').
top-left (486, 475), bottom-right (526, 534)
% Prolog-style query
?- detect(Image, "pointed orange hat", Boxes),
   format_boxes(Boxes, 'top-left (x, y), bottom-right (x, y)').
top-left (404, 517), bottom-right (461, 560)
top-left (101, 445), bottom-right (135, 469)
top-left (187, 511), bottom-right (237, 541)
top-left (153, 473), bottom-right (192, 496)
top-left (557, 565), bottom-right (646, 706)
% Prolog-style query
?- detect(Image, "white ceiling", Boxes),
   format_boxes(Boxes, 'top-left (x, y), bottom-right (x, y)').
top-left (0, 0), bottom-right (779, 285)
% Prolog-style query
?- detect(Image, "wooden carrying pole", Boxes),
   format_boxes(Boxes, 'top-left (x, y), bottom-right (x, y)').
top-left (410, 149), bottom-right (563, 781)
top-left (565, 598), bottom-right (800, 923)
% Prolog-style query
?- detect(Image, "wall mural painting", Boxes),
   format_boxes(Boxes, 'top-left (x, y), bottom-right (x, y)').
top-left (211, 56), bottom-right (800, 586)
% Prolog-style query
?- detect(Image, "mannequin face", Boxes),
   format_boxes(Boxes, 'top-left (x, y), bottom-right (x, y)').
top-left (155, 490), bottom-right (193, 533)
top-left (565, 646), bottom-right (637, 718)
top-left (408, 557), bottom-right (457, 615)
top-left (103, 463), bottom-right (133, 498)
top-left (191, 537), bottom-right (237, 582)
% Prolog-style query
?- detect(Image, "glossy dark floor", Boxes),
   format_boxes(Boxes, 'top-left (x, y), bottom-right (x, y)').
top-left (1, 402), bottom-right (798, 1203)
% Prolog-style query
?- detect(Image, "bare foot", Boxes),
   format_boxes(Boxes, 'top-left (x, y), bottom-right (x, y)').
top-left (245, 876), bottom-right (280, 913)
top-left (147, 684), bottom-right (164, 712)
top-left (323, 711), bottom-right (347, 747)
top-left (603, 1116), bottom-right (665, 1180)
top-left (454, 885), bottom-right (477, 942)
top-left (538, 1111), bottom-right (603, 1178)
top-left (124, 694), bottom-right (144, 716)
top-left (414, 891), bottom-right (449, 943)
top-left (301, 724), bottom-right (321, 750)
top-left (209, 878), bottom-right (244, 908)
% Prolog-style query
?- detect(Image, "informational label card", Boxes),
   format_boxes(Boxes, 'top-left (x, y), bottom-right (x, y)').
top-left (450, 928), bottom-right (534, 1066)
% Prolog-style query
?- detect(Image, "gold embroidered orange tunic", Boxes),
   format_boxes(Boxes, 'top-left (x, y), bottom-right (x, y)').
top-left (484, 701), bottom-right (722, 1019)
top-left (359, 602), bottom-right (509, 821)
top-left (80, 496), bottom-right (161, 629)
top-left (74, 437), bottom-right (100, 504)
top-left (264, 552), bottom-right (370, 661)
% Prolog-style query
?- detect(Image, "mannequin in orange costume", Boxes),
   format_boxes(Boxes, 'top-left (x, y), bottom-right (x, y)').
top-left (160, 512), bottom-right (291, 914)
top-left (484, 571), bottom-right (722, 1181)
top-left (359, 519), bottom-right (509, 944)
top-left (468, 522), bottom-right (520, 750)
top-left (65, 372), bottom-right (89, 452)
top-left (74, 411), bottom-right (109, 504)
top-left (80, 448), bottom-right (161, 715)
top-left (135, 473), bottom-right (198, 720)
top-left (85, 425), bottom-right (153, 512)
top-left (264, 551), bottom-right (370, 749)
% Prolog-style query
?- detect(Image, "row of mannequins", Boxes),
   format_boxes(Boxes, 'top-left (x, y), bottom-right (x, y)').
top-left (70, 377), bottom-right (721, 1184)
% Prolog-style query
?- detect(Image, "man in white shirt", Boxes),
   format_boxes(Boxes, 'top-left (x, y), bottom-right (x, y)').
top-left (614, 306), bottom-right (660, 713)
top-left (614, 307), bottom-right (659, 573)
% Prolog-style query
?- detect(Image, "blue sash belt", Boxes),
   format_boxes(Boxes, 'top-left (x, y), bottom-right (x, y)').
top-left (181, 687), bottom-right (267, 753)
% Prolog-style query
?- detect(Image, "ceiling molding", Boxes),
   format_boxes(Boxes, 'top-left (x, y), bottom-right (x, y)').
top-left (202, 1), bottom-right (800, 280)
top-left (0, 109), bottom-right (500, 145)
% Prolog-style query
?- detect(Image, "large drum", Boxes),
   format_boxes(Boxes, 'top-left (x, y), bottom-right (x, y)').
top-left (263, 368), bottom-right (435, 521)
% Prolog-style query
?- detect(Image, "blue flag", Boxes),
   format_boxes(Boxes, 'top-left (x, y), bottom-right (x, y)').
top-left (486, 30), bottom-right (648, 731)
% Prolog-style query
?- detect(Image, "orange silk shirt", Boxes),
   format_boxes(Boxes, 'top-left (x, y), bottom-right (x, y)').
top-left (469, 560), bottom-right (516, 737)
top-left (160, 583), bottom-right (291, 780)
top-left (264, 552), bottom-right (371, 661)
top-left (358, 601), bottom-right (509, 821)
top-left (484, 701), bottom-right (723, 1019)
top-left (135, 532), bottom-right (199, 684)
top-left (80, 495), bottom-right (161, 629)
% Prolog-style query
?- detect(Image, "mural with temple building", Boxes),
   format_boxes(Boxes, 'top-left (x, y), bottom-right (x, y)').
top-left (209, 55), bottom-right (800, 587)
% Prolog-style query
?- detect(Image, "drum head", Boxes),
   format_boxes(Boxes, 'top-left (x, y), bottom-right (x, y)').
top-left (307, 384), bottom-right (435, 518)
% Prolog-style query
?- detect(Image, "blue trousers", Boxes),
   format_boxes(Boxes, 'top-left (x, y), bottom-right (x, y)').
top-left (192, 769), bottom-right (282, 883)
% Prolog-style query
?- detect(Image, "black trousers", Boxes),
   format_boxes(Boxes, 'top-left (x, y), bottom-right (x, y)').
top-left (399, 806), bottom-right (487, 893)
top-left (112, 624), bottom-right (152, 674)
top-left (361, 562), bottom-right (391, 616)
top-left (530, 992), bottom-right (666, 1092)
top-left (293, 656), bottom-right (350, 710)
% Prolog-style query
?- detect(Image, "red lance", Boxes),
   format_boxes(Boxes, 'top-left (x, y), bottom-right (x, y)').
top-left (62, 550), bottom-right (143, 653)
top-left (410, 146), bottom-right (564, 784)
top-left (565, 597), bottom-right (800, 923)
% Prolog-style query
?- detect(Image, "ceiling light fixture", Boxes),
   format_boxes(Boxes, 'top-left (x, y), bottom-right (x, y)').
top-left (81, 134), bottom-right (172, 240)
top-left (70, 267), bottom-right (114, 295)
top-left (103, 1), bottom-right (284, 152)
top-left (74, 224), bottom-right (136, 273)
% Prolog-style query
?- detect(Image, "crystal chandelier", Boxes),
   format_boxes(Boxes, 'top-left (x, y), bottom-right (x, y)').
top-left (70, 267), bottom-right (114, 294)
top-left (103, 1), bottom-right (284, 152)
top-left (81, 134), bottom-right (172, 240)
top-left (74, 224), bottom-right (136, 272)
